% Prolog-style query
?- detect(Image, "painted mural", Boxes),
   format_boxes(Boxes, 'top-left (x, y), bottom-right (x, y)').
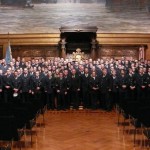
top-left (0, 0), bottom-right (149, 33)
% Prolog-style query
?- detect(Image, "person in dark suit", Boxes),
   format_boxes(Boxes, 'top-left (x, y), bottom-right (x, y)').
top-left (135, 67), bottom-right (147, 102)
top-left (118, 69), bottom-right (128, 105)
top-left (20, 68), bottom-right (32, 102)
top-left (127, 68), bottom-right (136, 101)
top-left (81, 67), bottom-right (90, 109)
top-left (20, 58), bottom-right (26, 69)
top-left (63, 69), bottom-right (71, 109)
top-left (55, 72), bottom-right (67, 110)
top-left (31, 71), bottom-right (43, 99)
top-left (0, 70), bottom-right (3, 102)
top-left (15, 61), bottom-right (21, 70)
top-left (70, 69), bottom-right (81, 110)
top-left (3, 69), bottom-right (13, 103)
top-left (111, 70), bottom-right (119, 106)
top-left (146, 68), bottom-right (150, 100)
top-left (44, 71), bottom-right (55, 110)
top-left (11, 70), bottom-right (22, 102)
top-left (89, 71), bottom-right (99, 110)
top-left (99, 68), bottom-right (112, 111)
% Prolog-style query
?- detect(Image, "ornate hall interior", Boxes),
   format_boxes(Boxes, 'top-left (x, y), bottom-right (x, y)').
top-left (0, 1), bottom-right (150, 150)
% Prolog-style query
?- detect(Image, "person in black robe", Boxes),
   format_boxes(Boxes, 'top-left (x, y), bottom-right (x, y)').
top-left (81, 67), bottom-right (91, 109)
top-left (44, 71), bottom-right (55, 110)
top-left (20, 68), bottom-right (32, 102)
top-left (118, 69), bottom-right (128, 105)
top-left (135, 67), bottom-right (147, 102)
top-left (146, 68), bottom-right (150, 101)
top-left (99, 68), bottom-right (112, 111)
top-left (55, 72), bottom-right (67, 110)
top-left (127, 68), bottom-right (136, 101)
top-left (63, 69), bottom-right (71, 109)
top-left (11, 70), bottom-right (22, 102)
top-left (0, 71), bottom-right (3, 102)
top-left (111, 70), bottom-right (119, 107)
top-left (89, 71), bottom-right (99, 110)
top-left (3, 69), bottom-right (13, 103)
top-left (70, 69), bottom-right (81, 110)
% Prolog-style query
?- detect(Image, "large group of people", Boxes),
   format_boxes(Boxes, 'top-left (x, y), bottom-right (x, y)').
top-left (0, 56), bottom-right (150, 111)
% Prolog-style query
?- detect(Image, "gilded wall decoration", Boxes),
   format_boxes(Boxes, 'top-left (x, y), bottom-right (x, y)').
top-left (99, 45), bottom-right (138, 59)
top-left (0, 46), bottom-right (3, 59)
top-left (11, 45), bottom-right (58, 60)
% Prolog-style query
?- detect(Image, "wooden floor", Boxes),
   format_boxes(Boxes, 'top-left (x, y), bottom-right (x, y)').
top-left (14, 109), bottom-right (145, 150)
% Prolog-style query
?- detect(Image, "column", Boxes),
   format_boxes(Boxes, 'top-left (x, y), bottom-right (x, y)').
top-left (139, 45), bottom-right (146, 61)
top-left (91, 38), bottom-right (97, 60)
top-left (60, 38), bottom-right (67, 58)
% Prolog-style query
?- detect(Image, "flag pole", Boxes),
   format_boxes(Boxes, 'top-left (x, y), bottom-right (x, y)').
top-left (8, 32), bottom-right (12, 61)
top-left (5, 32), bottom-right (12, 64)
top-left (8, 32), bottom-right (10, 43)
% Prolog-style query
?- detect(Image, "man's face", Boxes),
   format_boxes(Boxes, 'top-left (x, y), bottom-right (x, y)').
top-left (35, 60), bottom-right (39, 64)
top-left (17, 57), bottom-right (21, 61)
top-left (72, 69), bottom-right (76, 75)
top-left (129, 69), bottom-right (132, 74)
top-left (92, 72), bottom-right (96, 77)
top-left (143, 68), bottom-right (146, 73)
top-left (121, 70), bottom-right (125, 76)
top-left (14, 71), bottom-right (18, 77)
top-left (48, 71), bottom-right (52, 77)
top-left (7, 70), bottom-right (11, 75)
top-left (16, 62), bottom-right (20, 66)
top-left (24, 69), bottom-right (28, 74)
top-left (85, 68), bottom-right (88, 74)
top-left (36, 72), bottom-right (39, 77)
top-left (59, 73), bottom-right (63, 78)
top-left (112, 70), bottom-right (116, 76)
top-left (17, 70), bottom-right (21, 75)
top-left (139, 68), bottom-right (143, 74)
top-left (80, 66), bottom-right (84, 72)
top-left (64, 70), bottom-right (68, 76)
top-left (52, 66), bottom-right (56, 71)
top-left (103, 69), bottom-right (107, 75)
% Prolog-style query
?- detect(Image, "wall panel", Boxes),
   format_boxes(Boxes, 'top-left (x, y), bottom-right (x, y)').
top-left (97, 45), bottom-right (139, 59)
top-left (11, 45), bottom-right (59, 60)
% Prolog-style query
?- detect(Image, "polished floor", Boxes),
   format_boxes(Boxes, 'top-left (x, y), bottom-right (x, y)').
top-left (0, 2), bottom-right (150, 34)
top-left (14, 109), bottom-right (145, 150)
